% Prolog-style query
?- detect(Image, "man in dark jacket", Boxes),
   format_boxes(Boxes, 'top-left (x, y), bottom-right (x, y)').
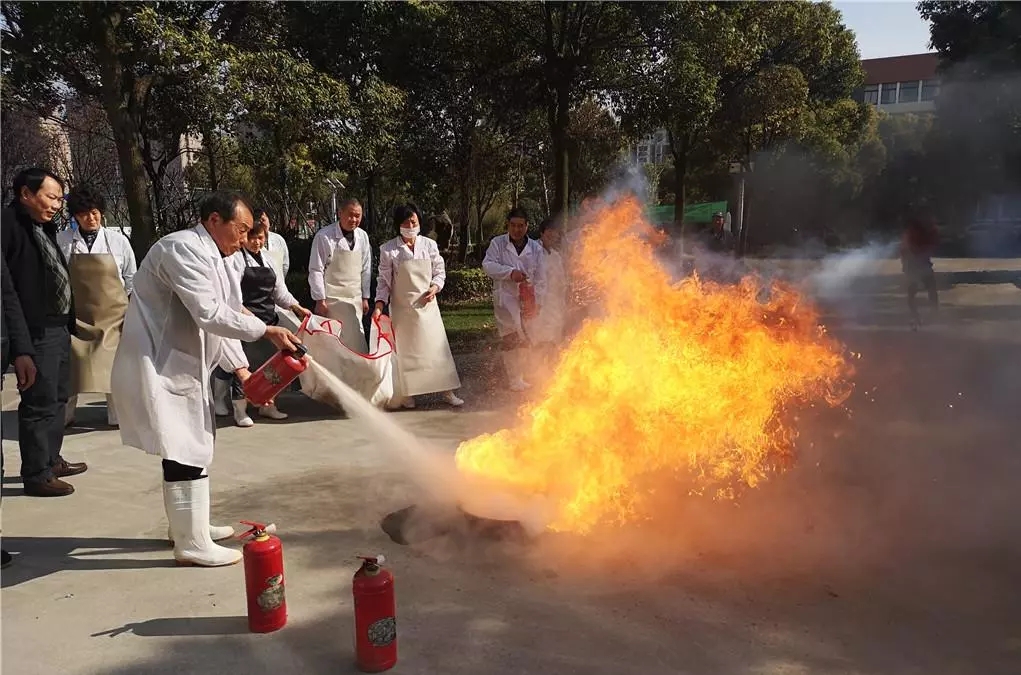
top-left (2, 261), bottom-right (38, 567)
top-left (1, 167), bottom-right (86, 497)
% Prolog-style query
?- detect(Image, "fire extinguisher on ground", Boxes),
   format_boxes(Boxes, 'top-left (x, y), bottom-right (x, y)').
top-left (240, 521), bottom-right (287, 633)
top-left (353, 555), bottom-right (397, 672)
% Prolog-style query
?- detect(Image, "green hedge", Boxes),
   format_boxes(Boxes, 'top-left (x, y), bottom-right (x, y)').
top-left (285, 263), bottom-right (492, 308)
top-left (441, 267), bottom-right (493, 305)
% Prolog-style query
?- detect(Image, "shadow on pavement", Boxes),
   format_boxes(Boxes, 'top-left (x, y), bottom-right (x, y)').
top-left (91, 616), bottom-right (249, 638)
top-left (1, 536), bottom-right (176, 588)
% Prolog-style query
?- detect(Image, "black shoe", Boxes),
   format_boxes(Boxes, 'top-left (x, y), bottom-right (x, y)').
top-left (23, 477), bottom-right (75, 497)
top-left (1, 550), bottom-right (12, 568)
top-left (52, 459), bottom-right (88, 478)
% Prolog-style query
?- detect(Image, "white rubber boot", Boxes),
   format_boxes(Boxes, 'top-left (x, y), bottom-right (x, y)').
top-left (258, 405), bottom-right (288, 420)
top-left (167, 524), bottom-right (235, 546)
top-left (213, 378), bottom-right (230, 416)
top-left (163, 477), bottom-right (242, 567)
top-left (106, 395), bottom-right (119, 427)
top-left (502, 351), bottom-right (530, 392)
top-left (232, 399), bottom-right (254, 427)
top-left (443, 391), bottom-right (465, 407)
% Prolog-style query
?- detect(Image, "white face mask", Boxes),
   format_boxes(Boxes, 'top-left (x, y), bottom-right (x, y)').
top-left (400, 226), bottom-right (420, 239)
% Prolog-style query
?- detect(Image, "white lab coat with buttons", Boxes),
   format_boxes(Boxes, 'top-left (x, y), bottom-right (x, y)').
top-left (56, 226), bottom-right (137, 294)
top-left (482, 234), bottom-right (547, 340)
top-left (111, 225), bottom-right (267, 469)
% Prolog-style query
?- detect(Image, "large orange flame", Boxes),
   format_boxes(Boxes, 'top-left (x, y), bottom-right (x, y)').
top-left (455, 198), bottom-right (852, 533)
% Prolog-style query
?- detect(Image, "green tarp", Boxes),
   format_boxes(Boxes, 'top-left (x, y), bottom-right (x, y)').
top-left (648, 201), bottom-right (728, 225)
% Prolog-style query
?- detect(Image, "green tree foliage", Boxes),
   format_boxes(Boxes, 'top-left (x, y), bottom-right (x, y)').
top-left (918, 1), bottom-right (1021, 218)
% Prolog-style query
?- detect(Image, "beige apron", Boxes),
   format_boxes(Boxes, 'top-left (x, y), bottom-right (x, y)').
top-left (324, 247), bottom-right (368, 353)
top-left (390, 258), bottom-right (460, 397)
top-left (69, 253), bottom-right (129, 394)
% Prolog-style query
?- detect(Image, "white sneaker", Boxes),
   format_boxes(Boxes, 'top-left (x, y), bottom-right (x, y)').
top-left (509, 378), bottom-right (531, 392)
top-left (443, 391), bottom-right (465, 407)
top-left (163, 477), bottom-right (242, 567)
top-left (213, 378), bottom-right (230, 416)
top-left (259, 405), bottom-right (288, 420)
top-left (233, 400), bottom-right (254, 427)
top-left (401, 396), bottom-right (416, 409)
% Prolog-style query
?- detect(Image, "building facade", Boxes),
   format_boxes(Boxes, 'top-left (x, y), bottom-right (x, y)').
top-left (854, 53), bottom-right (940, 114)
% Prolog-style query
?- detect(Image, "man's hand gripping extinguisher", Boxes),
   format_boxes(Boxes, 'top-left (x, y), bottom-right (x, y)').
top-left (353, 554), bottom-right (397, 672)
top-left (240, 521), bottom-right (286, 633)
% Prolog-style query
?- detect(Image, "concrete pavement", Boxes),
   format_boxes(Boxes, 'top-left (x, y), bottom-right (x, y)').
top-left (2, 258), bottom-right (1020, 674)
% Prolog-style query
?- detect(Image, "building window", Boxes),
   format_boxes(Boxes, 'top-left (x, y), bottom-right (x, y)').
top-left (880, 83), bottom-right (897, 104)
top-left (921, 79), bottom-right (940, 101)
top-left (863, 84), bottom-right (879, 105)
top-left (898, 80), bottom-right (919, 103)
top-left (637, 144), bottom-right (650, 164)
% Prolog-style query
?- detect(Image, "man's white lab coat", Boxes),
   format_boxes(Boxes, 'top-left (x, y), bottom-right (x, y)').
top-left (482, 234), bottom-right (547, 339)
top-left (111, 225), bottom-right (267, 469)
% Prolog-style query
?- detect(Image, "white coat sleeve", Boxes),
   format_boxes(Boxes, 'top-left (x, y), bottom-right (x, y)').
top-left (120, 236), bottom-right (137, 295)
top-left (308, 230), bottom-right (330, 302)
top-left (482, 239), bottom-right (515, 281)
top-left (533, 246), bottom-right (548, 307)
top-left (218, 338), bottom-right (249, 372)
top-left (160, 241), bottom-right (267, 342)
top-left (375, 247), bottom-right (393, 305)
top-left (281, 236), bottom-right (290, 278)
top-left (360, 231), bottom-right (371, 299)
top-left (430, 240), bottom-right (446, 290)
top-left (272, 269), bottom-right (300, 310)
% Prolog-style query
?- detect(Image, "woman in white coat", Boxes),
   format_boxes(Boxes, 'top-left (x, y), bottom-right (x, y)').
top-left (482, 207), bottom-right (547, 391)
top-left (214, 217), bottom-right (311, 426)
top-left (111, 193), bottom-right (301, 567)
top-left (373, 203), bottom-right (463, 409)
top-left (529, 216), bottom-right (568, 353)
top-left (57, 187), bottom-right (136, 428)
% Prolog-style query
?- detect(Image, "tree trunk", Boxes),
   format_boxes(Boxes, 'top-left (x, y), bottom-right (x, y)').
top-left (549, 83), bottom-right (571, 221)
top-left (670, 131), bottom-right (689, 243)
top-left (93, 8), bottom-right (156, 261)
top-left (106, 109), bottom-right (155, 261)
top-left (457, 190), bottom-right (471, 264)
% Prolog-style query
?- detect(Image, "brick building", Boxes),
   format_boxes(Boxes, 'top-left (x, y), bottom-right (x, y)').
top-left (853, 52), bottom-right (941, 114)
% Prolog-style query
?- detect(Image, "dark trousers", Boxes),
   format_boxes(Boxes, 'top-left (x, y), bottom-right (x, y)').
top-left (18, 325), bottom-right (70, 484)
top-left (162, 459), bottom-right (205, 482)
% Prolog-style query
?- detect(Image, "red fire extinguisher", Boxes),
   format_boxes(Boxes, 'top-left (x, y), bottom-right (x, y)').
top-left (519, 280), bottom-right (537, 319)
top-left (243, 344), bottom-right (309, 406)
top-left (240, 521), bottom-right (286, 633)
top-left (353, 555), bottom-right (397, 672)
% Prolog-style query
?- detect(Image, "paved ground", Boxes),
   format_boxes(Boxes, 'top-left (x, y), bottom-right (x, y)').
top-left (2, 258), bottom-right (1020, 674)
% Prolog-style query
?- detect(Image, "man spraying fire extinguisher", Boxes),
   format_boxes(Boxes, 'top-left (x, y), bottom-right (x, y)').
top-left (111, 192), bottom-right (302, 567)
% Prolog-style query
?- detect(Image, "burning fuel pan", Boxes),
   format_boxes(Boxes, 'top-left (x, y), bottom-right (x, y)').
top-left (380, 504), bottom-right (530, 546)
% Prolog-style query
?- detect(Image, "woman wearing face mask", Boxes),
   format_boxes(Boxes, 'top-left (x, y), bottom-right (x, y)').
top-left (374, 203), bottom-right (463, 409)
top-left (214, 217), bottom-right (311, 426)
top-left (56, 186), bottom-right (136, 428)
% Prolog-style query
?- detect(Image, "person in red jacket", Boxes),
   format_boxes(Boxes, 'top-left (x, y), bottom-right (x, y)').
top-left (900, 213), bottom-right (939, 326)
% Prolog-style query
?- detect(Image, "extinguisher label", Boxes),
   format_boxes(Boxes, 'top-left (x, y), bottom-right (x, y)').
top-left (264, 366), bottom-right (282, 386)
top-left (257, 574), bottom-right (285, 611)
top-left (368, 616), bottom-right (396, 647)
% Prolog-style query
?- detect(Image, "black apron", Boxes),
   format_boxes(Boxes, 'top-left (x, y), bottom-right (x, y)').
top-left (240, 249), bottom-right (279, 326)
